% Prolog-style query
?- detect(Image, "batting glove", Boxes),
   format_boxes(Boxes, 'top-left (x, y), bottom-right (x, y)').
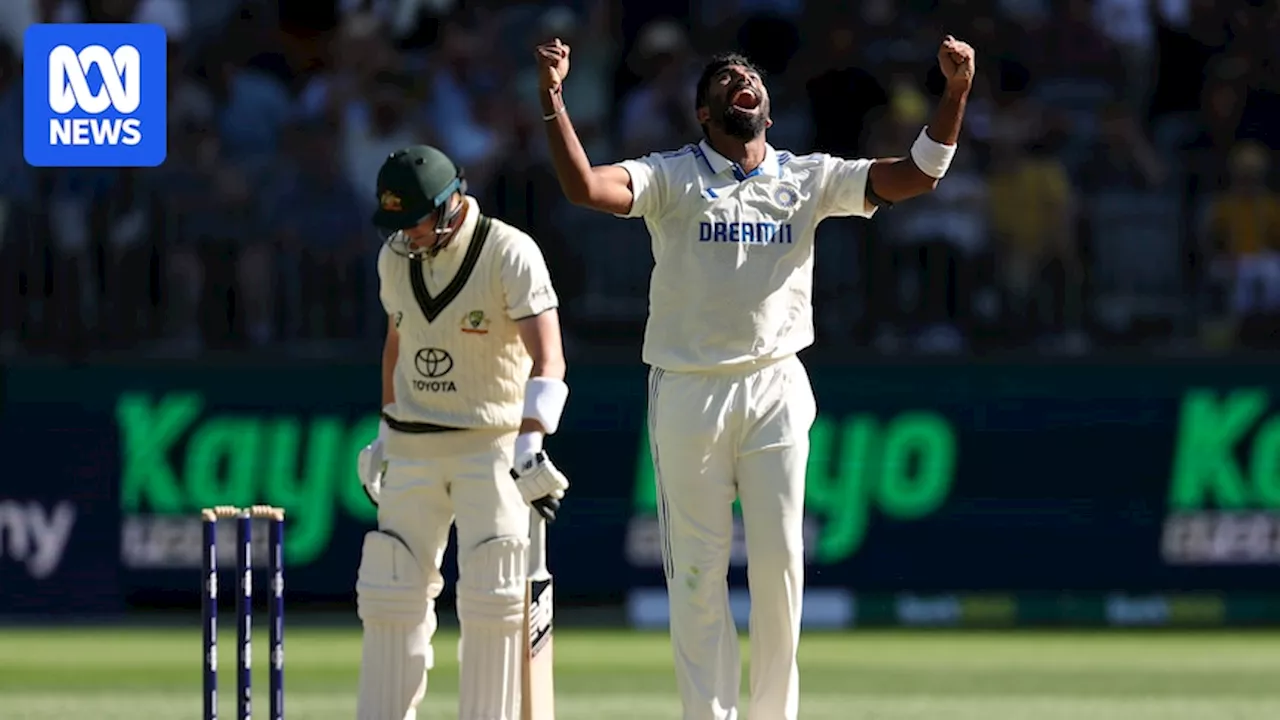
top-left (511, 434), bottom-right (569, 523)
top-left (356, 422), bottom-right (389, 506)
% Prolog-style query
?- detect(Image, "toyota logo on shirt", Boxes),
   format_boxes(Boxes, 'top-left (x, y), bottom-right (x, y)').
top-left (415, 348), bottom-right (454, 378)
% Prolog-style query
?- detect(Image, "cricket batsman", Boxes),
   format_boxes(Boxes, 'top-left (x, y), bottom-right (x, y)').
top-left (353, 145), bottom-right (570, 720)
top-left (536, 35), bottom-right (975, 720)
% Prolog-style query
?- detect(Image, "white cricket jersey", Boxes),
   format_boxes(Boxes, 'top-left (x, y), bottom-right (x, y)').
top-left (616, 140), bottom-right (877, 372)
top-left (378, 196), bottom-right (559, 430)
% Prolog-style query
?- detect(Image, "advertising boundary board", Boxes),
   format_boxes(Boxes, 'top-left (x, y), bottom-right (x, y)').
top-left (2, 360), bottom-right (1280, 619)
top-left (0, 378), bottom-right (122, 614)
top-left (625, 590), bottom-right (1280, 628)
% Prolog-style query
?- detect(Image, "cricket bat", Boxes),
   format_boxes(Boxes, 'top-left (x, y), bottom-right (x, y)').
top-left (522, 509), bottom-right (555, 720)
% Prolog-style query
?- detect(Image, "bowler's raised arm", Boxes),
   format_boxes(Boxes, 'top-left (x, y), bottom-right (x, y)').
top-left (535, 39), bottom-right (637, 216)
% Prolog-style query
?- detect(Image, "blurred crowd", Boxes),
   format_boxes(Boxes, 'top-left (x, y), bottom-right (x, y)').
top-left (1, 0), bottom-right (1279, 360)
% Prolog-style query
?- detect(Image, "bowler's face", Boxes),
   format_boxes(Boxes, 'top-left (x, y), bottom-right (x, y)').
top-left (702, 64), bottom-right (771, 140)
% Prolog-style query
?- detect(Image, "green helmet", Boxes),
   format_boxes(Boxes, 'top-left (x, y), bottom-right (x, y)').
top-left (371, 145), bottom-right (468, 257)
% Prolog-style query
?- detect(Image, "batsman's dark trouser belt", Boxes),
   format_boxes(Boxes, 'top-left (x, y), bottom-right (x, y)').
top-left (381, 412), bottom-right (465, 434)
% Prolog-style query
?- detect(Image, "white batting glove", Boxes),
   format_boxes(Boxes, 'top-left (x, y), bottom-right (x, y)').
top-left (510, 432), bottom-right (569, 523)
top-left (356, 421), bottom-right (389, 506)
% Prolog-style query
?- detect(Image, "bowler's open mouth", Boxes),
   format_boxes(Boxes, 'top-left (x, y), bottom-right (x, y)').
top-left (731, 88), bottom-right (760, 111)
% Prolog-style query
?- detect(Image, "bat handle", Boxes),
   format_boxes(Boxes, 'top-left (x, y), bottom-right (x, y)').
top-left (528, 508), bottom-right (549, 579)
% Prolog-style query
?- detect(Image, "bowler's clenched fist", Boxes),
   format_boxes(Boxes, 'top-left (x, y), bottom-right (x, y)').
top-left (938, 35), bottom-right (976, 86)
top-left (535, 38), bottom-right (571, 91)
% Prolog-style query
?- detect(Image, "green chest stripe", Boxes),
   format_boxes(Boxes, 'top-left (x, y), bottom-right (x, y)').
top-left (409, 215), bottom-right (492, 323)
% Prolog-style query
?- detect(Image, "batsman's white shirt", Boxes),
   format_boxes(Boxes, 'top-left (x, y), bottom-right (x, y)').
top-left (616, 140), bottom-right (875, 720)
top-left (617, 140), bottom-right (875, 372)
top-left (377, 195), bottom-right (559, 434)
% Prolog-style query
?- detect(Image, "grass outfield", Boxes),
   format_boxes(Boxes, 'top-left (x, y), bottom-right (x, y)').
top-left (1, 627), bottom-right (1279, 718)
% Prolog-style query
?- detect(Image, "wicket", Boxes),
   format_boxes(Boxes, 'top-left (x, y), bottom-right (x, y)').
top-left (202, 505), bottom-right (286, 720)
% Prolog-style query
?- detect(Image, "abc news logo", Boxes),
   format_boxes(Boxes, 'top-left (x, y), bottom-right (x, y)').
top-left (23, 24), bottom-right (166, 167)
top-left (47, 44), bottom-right (143, 147)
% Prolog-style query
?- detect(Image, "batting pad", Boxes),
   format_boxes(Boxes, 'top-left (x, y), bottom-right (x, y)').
top-left (456, 535), bottom-right (528, 720)
top-left (355, 531), bottom-right (435, 720)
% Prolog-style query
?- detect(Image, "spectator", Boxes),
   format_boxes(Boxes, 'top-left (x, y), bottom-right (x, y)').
top-left (1079, 103), bottom-right (1170, 191)
top-left (166, 40), bottom-right (216, 131)
top-left (39, 166), bottom-right (118, 356)
top-left (986, 134), bottom-right (1078, 347)
top-left (297, 13), bottom-right (399, 126)
top-left (1230, 1), bottom-right (1280, 153)
top-left (217, 160), bottom-right (274, 348)
top-left (3, 0), bottom-right (1278, 361)
top-left (153, 122), bottom-right (217, 353)
top-left (1204, 141), bottom-right (1280, 346)
top-left (341, 69), bottom-right (427, 213)
top-left (1079, 102), bottom-right (1181, 347)
top-left (0, 36), bottom-right (29, 205)
top-left (423, 19), bottom-right (507, 191)
top-left (617, 19), bottom-right (700, 159)
top-left (215, 49), bottom-right (295, 176)
top-left (0, 39), bottom-right (29, 352)
top-left (514, 4), bottom-right (617, 162)
top-left (982, 59), bottom-right (1044, 152)
top-left (96, 168), bottom-right (163, 350)
top-left (51, 0), bottom-right (189, 34)
top-left (1091, 0), bottom-right (1157, 112)
top-left (269, 120), bottom-right (370, 342)
top-left (156, 126), bottom-right (271, 349)
top-left (806, 23), bottom-right (888, 159)
top-left (1035, 0), bottom-right (1125, 86)
top-left (1149, 0), bottom-right (1229, 127)
top-left (485, 106), bottom-right (585, 323)
top-left (1183, 56), bottom-right (1251, 224)
top-left (866, 89), bottom-right (989, 353)
top-left (0, 0), bottom-right (37, 54)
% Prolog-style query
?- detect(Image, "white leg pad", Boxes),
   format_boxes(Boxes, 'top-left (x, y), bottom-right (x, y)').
top-left (456, 535), bottom-right (528, 720)
top-left (356, 531), bottom-right (435, 720)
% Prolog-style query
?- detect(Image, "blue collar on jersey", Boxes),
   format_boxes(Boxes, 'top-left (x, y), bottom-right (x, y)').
top-left (695, 140), bottom-right (781, 182)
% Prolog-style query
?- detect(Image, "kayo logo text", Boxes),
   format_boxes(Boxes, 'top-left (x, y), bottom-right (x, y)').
top-left (23, 24), bottom-right (167, 167)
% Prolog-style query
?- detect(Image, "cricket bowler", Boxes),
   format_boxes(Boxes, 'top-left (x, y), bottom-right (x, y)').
top-left (353, 145), bottom-right (570, 720)
top-left (536, 35), bottom-right (975, 720)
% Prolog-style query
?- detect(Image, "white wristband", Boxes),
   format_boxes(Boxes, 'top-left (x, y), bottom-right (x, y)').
top-left (910, 127), bottom-right (956, 179)
top-left (523, 377), bottom-right (569, 435)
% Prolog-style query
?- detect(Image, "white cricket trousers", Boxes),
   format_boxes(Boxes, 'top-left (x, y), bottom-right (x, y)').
top-left (360, 429), bottom-right (529, 720)
top-left (377, 428), bottom-right (529, 603)
top-left (647, 355), bottom-right (816, 720)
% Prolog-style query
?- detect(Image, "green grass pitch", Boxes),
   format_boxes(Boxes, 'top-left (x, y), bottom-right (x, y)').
top-left (2, 626), bottom-right (1279, 718)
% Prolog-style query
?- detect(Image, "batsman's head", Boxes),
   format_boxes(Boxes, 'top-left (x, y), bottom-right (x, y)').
top-left (695, 52), bottom-right (771, 143)
top-left (372, 145), bottom-right (469, 258)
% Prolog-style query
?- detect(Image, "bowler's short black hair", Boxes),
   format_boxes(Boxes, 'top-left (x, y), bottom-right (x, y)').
top-left (694, 52), bottom-right (765, 112)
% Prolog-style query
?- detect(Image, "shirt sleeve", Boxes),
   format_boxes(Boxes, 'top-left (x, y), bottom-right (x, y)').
top-left (817, 154), bottom-right (878, 219)
top-left (500, 234), bottom-right (560, 320)
top-left (613, 152), bottom-right (666, 219)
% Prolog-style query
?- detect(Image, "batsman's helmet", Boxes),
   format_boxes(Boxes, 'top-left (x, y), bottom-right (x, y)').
top-left (371, 145), bottom-right (468, 258)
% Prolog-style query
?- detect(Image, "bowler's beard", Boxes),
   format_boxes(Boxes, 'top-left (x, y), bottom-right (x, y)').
top-left (712, 97), bottom-right (769, 141)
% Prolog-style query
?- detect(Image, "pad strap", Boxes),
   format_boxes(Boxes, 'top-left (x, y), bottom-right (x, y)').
top-left (522, 377), bottom-right (569, 435)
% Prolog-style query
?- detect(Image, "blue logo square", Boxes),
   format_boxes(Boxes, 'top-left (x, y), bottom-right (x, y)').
top-left (24, 24), bottom-right (167, 168)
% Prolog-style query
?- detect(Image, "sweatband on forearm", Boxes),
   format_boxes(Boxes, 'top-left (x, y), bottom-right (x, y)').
top-left (522, 377), bottom-right (569, 434)
top-left (910, 127), bottom-right (957, 179)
